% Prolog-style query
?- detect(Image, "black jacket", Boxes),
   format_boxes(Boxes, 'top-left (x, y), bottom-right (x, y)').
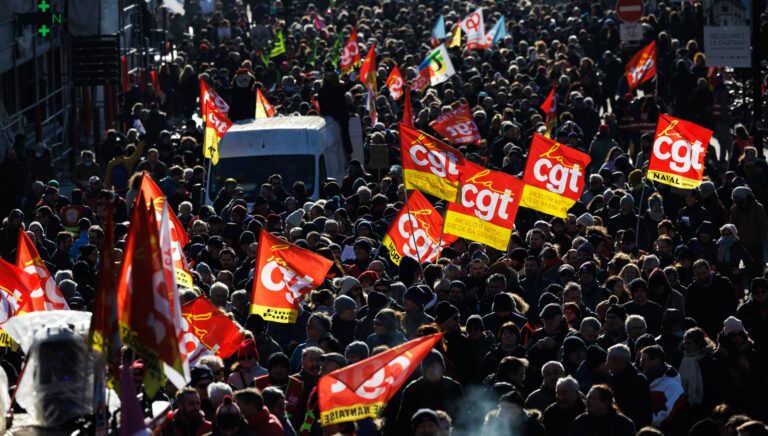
top-left (568, 411), bottom-right (636, 436)
top-left (543, 399), bottom-right (586, 436)
top-left (686, 273), bottom-right (736, 338)
top-left (610, 364), bottom-right (652, 428)
top-left (397, 376), bottom-right (468, 433)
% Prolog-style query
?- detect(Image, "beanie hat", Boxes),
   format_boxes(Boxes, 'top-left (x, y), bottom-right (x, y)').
top-left (345, 341), bottom-right (370, 360)
top-left (190, 364), bottom-right (214, 386)
top-left (540, 303), bottom-right (563, 320)
top-left (620, 194), bottom-right (635, 208)
top-left (723, 316), bottom-right (746, 335)
top-left (492, 293), bottom-right (514, 312)
top-left (267, 352), bottom-right (290, 369)
top-left (577, 242), bottom-right (594, 256)
top-left (585, 345), bottom-right (607, 370)
top-left (732, 186), bottom-right (750, 200)
top-left (334, 295), bottom-right (358, 314)
top-left (421, 350), bottom-right (445, 370)
top-left (606, 304), bottom-right (627, 320)
top-left (238, 339), bottom-right (259, 360)
top-left (576, 213), bottom-right (594, 227)
top-left (335, 276), bottom-right (361, 295)
top-left (434, 301), bottom-right (460, 324)
top-left (285, 209), bottom-right (305, 228)
top-left (629, 278), bottom-right (648, 294)
top-left (411, 408), bottom-right (440, 430)
top-left (366, 291), bottom-right (389, 312)
top-left (562, 335), bottom-right (587, 356)
top-left (404, 285), bottom-right (431, 307)
top-left (358, 270), bottom-right (380, 284)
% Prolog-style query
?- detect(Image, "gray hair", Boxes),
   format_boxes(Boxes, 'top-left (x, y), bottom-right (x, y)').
top-left (302, 346), bottom-right (323, 358)
top-left (580, 316), bottom-right (601, 332)
top-left (625, 314), bottom-right (647, 333)
top-left (210, 282), bottom-right (230, 298)
top-left (178, 201), bottom-right (193, 214)
top-left (542, 361), bottom-right (565, 376)
top-left (608, 343), bottom-right (632, 363)
top-left (207, 382), bottom-right (233, 407)
top-left (556, 375), bottom-right (580, 393)
top-left (54, 270), bottom-right (73, 284)
top-left (199, 355), bottom-right (225, 372)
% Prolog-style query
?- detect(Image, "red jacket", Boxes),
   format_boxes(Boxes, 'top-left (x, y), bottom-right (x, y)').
top-left (245, 406), bottom-right (283, 436)
top-left (154, 409), bottom-right (212, 436)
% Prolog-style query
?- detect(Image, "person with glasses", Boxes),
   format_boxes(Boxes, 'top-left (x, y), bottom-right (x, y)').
top-left (227, 339), bottom-right (268, 391)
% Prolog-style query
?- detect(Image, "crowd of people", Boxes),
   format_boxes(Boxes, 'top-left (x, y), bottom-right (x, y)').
top-left (1, 0), bottom-right (767, 435)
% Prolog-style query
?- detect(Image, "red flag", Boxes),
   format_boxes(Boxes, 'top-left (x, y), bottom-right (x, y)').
top-left (540, 85), bottom-right (557, 136)
top-left (647, 114), bottom-right (713, 189)
top-left (340, 28), bottom-right (361, 75)
top-left (255, 88), bottom-right (276, 118)
top-left (200, 79), bottom-right (230, 122)
top-left (385, 67), bottom-right (405, 100)
top-left (319, 333), bottom-right (443, 426)
top-left (88, 206), bottom-right (120, 360)
top-left (16, 229), bottom-right (68, 311)
top-left (116, 191), bottom-right (187, 395)
top-left (181, 295), bottom-right (244, 361)
top-left (429, 104), bottom-right (482, 144)
top-left (412, 67), bottom-right (430, 93)
top-left (150, 69), bottom-right (164, 100)
top-left (121, 56), bottom-right (130, 93)
top-left (520, 134), bottom-right (591, 218)
top-left (444, 161), bottom-right (524, 251)
top-left (0, 258), bottom-right (38, 325)
top-left (382, 191), bottom-right (457, 266)
top-left (251, 231), bottom-right (333, 323)
top-left (402, 85), bottom-right (414, 127)
top-left (400, 124), bottom-right (464, 202)
top-left (359, 45), bottom-right (377, 89)
top-left (626, 41), bottom-right (657, 92)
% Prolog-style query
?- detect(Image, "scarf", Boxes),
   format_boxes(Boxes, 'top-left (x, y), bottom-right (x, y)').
top-left (716, 236), bottom-right (737, 263)
top-left (679, 350), bottom-right (706, 405)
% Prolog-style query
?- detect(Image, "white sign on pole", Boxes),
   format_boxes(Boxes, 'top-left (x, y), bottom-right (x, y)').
top-left (620, 22), bottom-right (644, 41)
top-left (703, 0), bottom-right (751, 67)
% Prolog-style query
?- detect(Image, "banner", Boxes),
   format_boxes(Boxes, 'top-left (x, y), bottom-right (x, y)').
top-left (382, 191), bottom-right (457, 266)
top-left (412, 67), bottom-right (431, 93)
top-left (485, 16), bottom-right (507, 46)
top-left (340, 28), bottom-right (361, 75)
top-left (200, 80), bottom-right (230, 122)
top-left (181, 295), bottom-right (244, 362)
top-left (418, 45), bottom-right (456, 86)
top-left (359, 45), bottom-right (377, 90)
top-left (540, 85), bottom-right (557, 136)
top-left (318, 333), bottom-right (443, 426)
top-left (626, 40), bottom-right (656, 91)
top-left (255, 88), bottom-right (276, 118)
top-left (200, 80), bottom-right (233, 166)
top-left (16, 230), bottom-right (69, 311)
top-left (703, 0), bottom-right (751, 67)
top-left (429, 104), bottom-right (482, 144)
top-left (647, 114), bottom-right (713, 189)
top-left (0, 258), bottom-right (38, 325)
top-left (444, 161), bottom-right (524, 250)
top-left (251, 231), bottom-right (333, 323)
top-left (460, 8), bottom-right (488, 50)
top-left (400, 124), bottom-right (464, 202)
top-left (520, 135), bottom-right (591, 218)
top-left (385, 66), bottom-right (405, 101)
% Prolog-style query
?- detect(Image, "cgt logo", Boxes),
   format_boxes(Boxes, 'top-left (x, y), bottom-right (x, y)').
top-left (341, 40), bottom-right (359, 66)
top-left (653, 120), bottom-right (706, 173)
top-left (630, 55), bottom-right (654, 84)
top-left (532, 145), bottom-right (584, 195)
top-left (408, 136), bottom-right (461, 178)
top-left (260, 257), bottom-right (316, 304)
top-left (330, 355), bottom-right (412, 399)
top-left (461, 170), bottom-right (516, 221)
top-left (396, 210), bottom-right (440, 261)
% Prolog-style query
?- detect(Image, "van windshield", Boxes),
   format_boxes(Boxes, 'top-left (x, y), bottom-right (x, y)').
top-left (209, 155), bottom-right (315, 203)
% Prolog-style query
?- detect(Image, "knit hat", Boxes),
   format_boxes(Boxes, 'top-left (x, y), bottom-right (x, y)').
top-left (411, 408), bottom-right (440, 430)
top-left (335, 276), bottom-right (361, 295)
top-left (267, 352), bottom-right (290, 369)
top-left (723, 316), bottom-right (746, 335)
top-left (509, 247), bottom-right (528, 263)
top-left (345, 341), bottom-right (370, 360)
top-left (620, 194), bottom-right (635, 208)
top-left (334, 295), bottom-right (358, 314)
top-left (577, 242), bottom-right (594, 257)
top-left (366, 291), bottom-right (389, 312)
top-left (421, 350), bottom-right (445, 370)
top-left (285, 209), bottom-right (305, 228)
top-left (434, 301), bottom-right (460, 324)
top-left (540, 303), bottom-right (563, 320)
top-left (562, 335), bottom-right (587, 356)
top-left (404, 285), bottom-right (432, 308)
top-left (190, 364), bottom-right (214, 386)
top-left (576, 213), bottom-right (594, 227)
top-left (492, 293), bottom-right (514, 312)
top-left (196, 262), bottom-right (212, 276)
top-left (358, 270), bottom-right (380, 284)
top-left (237, 339), bottom-right (259, 360)
top-left (606, 304), bottom-right (627, 320)
top-left (629, 278), bottom-right (648, 294)
top-left (585, 345), bottom-right (607, 370)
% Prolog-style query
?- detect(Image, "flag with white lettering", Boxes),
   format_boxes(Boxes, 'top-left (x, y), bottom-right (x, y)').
top-left (647, 114), bottom-right (712, 189)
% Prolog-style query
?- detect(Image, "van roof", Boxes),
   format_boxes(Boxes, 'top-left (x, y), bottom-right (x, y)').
top-left (219, 116), bottom-right (338, 158)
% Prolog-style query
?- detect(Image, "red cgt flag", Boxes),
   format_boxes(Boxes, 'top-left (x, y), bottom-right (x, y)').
top-left (340, 28), bottom-right (361, 76)
top-left (429, 103), bottom-right (482, 144)
top-left (444, 161), bottom-right (524, 251)
top-left (401, 85), bottom-right (414, 127)
top-left (359, 45), bottom-right (377, 90)
top-left (647, 114), bottom-right (713, 189)
top-left (385, 66), bottom-right (405, 101)
top-left (200, 80), bottom-right (230, 122)
top-left (540, 85), bottom-right (557, 136)
top-left (318, 333), bottom-right (443, 426)
top-left (626, 40), bottom-right (657, 92)
top-left (181, 295), bottom-right (244, 362)
top-left (16, 229), bottom-right (68, 311)
top-left (0, 258), bottom-right (38, 325)
top-left (382, 191), bottom-right (457, 266)
top-left (521, 134), bottom-right (591, 218)
top-left (400, 124), bottom-right (465, 202)
top-left (251, 231), bottom-right (333, 323)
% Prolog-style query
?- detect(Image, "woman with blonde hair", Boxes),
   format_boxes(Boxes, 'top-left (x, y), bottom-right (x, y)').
top-left (618, 263), bottom-right (641, 287)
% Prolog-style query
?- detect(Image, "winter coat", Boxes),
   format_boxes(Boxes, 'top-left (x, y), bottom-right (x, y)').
top-left (542, 399), bottom-right (586, 436)
top-left (685, 273), bottom-right (736, 338)
top-left (398, 377), bottom-right (468, 433)
top-left (647, 365), bottom-right (686, 428)
top-left (568, 411), bottom-right (636, 436)
top-left (610, 365), bottom-right (652, 428)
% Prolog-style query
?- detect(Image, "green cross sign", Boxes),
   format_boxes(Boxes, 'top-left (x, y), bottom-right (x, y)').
top-left (38, 25), bottom-right (50, 37)
top-left (38, 0), bottom-right (50, 12)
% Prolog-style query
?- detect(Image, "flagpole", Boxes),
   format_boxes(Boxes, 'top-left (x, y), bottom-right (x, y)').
top-left (634, 176), bottom-right (646, 248)
top-left (435, 206), bottom-right (447, 260)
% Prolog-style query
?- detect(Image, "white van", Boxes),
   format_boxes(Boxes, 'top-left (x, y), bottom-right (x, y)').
top-left (207, 116), bottom-right (362, 204)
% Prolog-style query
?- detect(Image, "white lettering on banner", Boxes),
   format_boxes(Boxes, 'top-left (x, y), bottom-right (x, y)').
top-left (409, 145), bottom-right (460, 178)
top-left (260, 260), bottom-right (316, 304)
top-left (341, 41), bottom-right (358, 66)
top-left (532, 159), bottom-right (583, 195)
top-left (445, 122), bottom-right (475, 137)
top-left (652, 136), bottom-right (706, 173)
top-left (461, 184), bottom-right (515, 221)
top-left (630, 58), bottom-right (654, 83)
top-left (396, 213), bottom-right (440, 261)
top-left (330, 355), bottom-right (412, 399)
top-left (389, 76), bottom-right (403, 95)
top-left (202, 92), bottom-right (229, 114)
top-left (23, 264), bottom-right (67, 309)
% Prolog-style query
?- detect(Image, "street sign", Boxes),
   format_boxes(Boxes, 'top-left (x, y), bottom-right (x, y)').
top-left (620, 22), bottom-right (644, 41)
top-left (615, 0), bottom-right (645, 22)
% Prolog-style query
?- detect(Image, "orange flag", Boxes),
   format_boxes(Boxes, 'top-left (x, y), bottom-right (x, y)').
top-left (117, 191), bottom-right (187, 395)
top-left (318, 333), bottom-right (443, 426)
top-left (200, 79), bottom-right (230, 122)
top-left (251, 231), bottom-right (333, 323)
top-left (626, 40), bottom-right (657, 92)
top-left (181, 295), bottom-right (244, 362)
top-left (255, 88), bottom-right (276, 118)
top-left (360, 45), bottom-right (377, 90)
top-left (0, 258), bottom-right (38, 325)
top-left (401, 85), bottom-right (414, 127)
top-left (647, 114), bottom-right (712, 189)
top-left (16, 229), bottom-right (68, 311)
top-left (520, 134), bottom-right (591, 218)
top-left (399, 124), bottom-right (464, 202)
top-left (382, 190), bottom-right (457, 266)
top-left (385, 66), bottom-right (405, 101)
top-left (444, 161), bottom-right (524, 251)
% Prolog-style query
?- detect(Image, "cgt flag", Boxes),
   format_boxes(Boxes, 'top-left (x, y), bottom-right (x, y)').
top-left (340, 28), bottom-right (361, 76)
top-left (647, 114), bottom-right (713, 189)
top-left (382, 191), bottom-right (457, 266)
top-left (385, 66), bottom-right (405, 101)
top-left (626, 40), bottom-right (656, 92)
top-left (251, 231), bottom-right (333, 323)
top-left (319, 333), bottom-right (443, 426)
top-left (429, 104), bottom-right (482, 144)
top-left (181, 295), bottom-right (244, 363)
top-left (0, 258), bottom-right (38, 326)
top-left (520, 134), bottom-right (591, 218)
top-left (16, 229), bottom-right (69, 310)
top-left (400, 124), bottom-right (464, 202)
top-left (444, 161), bottom-right (524, 251)
top-left (200, 80), bottom-right (233, 165)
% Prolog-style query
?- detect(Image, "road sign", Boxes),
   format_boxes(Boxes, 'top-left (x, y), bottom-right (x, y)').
top-left (615, 0), bottom-right (645, 22)
top-left (620, 22), bottom-right (644, 41)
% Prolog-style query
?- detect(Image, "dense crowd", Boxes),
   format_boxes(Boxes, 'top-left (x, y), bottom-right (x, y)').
top-left (1, 0), bottom-right (767, 435)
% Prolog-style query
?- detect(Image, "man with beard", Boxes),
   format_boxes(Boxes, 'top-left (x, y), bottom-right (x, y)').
top-left (159, 388), bottom-right (212, 436)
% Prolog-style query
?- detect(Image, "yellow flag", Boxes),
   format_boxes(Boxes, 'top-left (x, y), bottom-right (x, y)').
top-left (449, 24), bottom-right (461, 48)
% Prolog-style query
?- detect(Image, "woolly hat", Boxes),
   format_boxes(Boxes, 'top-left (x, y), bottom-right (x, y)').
top-left (366, 291), bottom-right (389, 312)
top-left (732, 186), bottom-right (750, 200)
top-left (335, 276), bottom-right (361, 294)
top-left (434, 301), bottom-right (460, 324)
top-left (285, 209), bottom-right (305, 228)
top-left (334, 295), bottom-right (357, 314)
top-left (404, 285), bottom-right (432, 308)
top-left (606, 304), bottom-right (627, 320)
top-left (421, 350), bottom-right (445, 370)
top-left (585, 345), bottom-right (607, 370)
top-left (267, 352), bottom-right (290, 369)
top-left (576, 213), bottom-right (594, 227)
top-left (620, 194), bottom-right (635, 208)
top-left (540, 303), bottom-right (563, 320)
top-left (492, 293), bottom-right (514, 312)
top-left (345, 341), bottom-right (370, 360)
top-left (237, 339), bottom-right (259, 360)
top-left (723, 316), bottom-right (746, 335)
